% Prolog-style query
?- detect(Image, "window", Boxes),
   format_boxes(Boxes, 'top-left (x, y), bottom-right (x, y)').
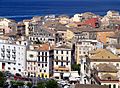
top-left (18, 69), bottom-right (21, 72)
top-left (84, 79), bottom-right (86, 84)
top-left (66, 57), bottom-right (68, 61)
top-left (61, 51), bottom-right (63, 54)
top-left (83, 52), bottom-right (86, 54)
top-left (44, 70), bottom-right (46, 72)
top-left (56, 62), bottom-right (58, 65)
top-left (42, 74), bottom-right (44, 78)
top-left (45, 64), bottom-right (47, 67)
top-left (42, 57), bottom-right (44, 61)
top-left (40, 70), bottom-right (41, 72)
top-left (45, 75), bottom-right (47, 78)
top-left (8, 67), bottom-right (11, 70)
top-left (56, 50), bottom-right (58, 54)
top-left (45, 57), bottom-right (47, 62)
top-left (66, 60), bottom-right (68, 65)
top-left (8, 62), bottom-right (11, 64)
top-left (38, 57), bottom-right (40, 61)
top-left (42, 52), bottom-right (44, 55)
top-left (18, 63), bottom-right (21, 65)
top-left (56, 56), bottom-right (58, 60)
top-left (109, 84), bottom-right (111, 88)
top-left (45, 52), bottom-right (47, 56)
top-left (66, 51), bottom-right (68, 54)
top-left (29, 54), bottom-right (34, 58)
top-left (42, 64), bottom-right (44, 68)
top-left (38, 64), bottom-right (40, 66)
top-left (61, 62), bottom-right (63, 66)
top-left (28, 67), bottom-right (30, 70)
top-left (113, 84), bottom-right (116, 88)
top-left (13, 68), bottom-right (16, 70)
top-left (116, 63), bottom-right (119, 67)
top-left (61, 57), bottom-right (63, 60)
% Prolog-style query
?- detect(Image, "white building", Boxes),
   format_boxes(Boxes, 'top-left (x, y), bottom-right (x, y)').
top-left (26, 50), bottom-right (38, 77)
top-left (0, 43), bottom-right (26, 76)
top-left (80, 56), bottom-right (91, 84)
top-left (26, 44), bottom-right (53, 78)
top-left (71, 14), bottom-right (83, 22)
top-left (53, 45), bottom-right (72, 79)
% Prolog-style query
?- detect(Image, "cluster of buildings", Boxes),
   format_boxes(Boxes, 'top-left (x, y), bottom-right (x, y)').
top-left (1, 10), bottom-right (120, 88)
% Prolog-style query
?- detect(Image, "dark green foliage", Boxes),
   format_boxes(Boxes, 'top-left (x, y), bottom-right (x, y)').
top-left (0, 71), bottom-right (5, 87)
top-left (71, 64), bottom-right (80, 75)
top-left (37, 80), bottom-right (58, 88)
top-left (10, 80), bottom-right (24, 87)
top-left (37, 81), bottom-right (45, 88)
top-left (46, 80), bottom-right (58, 88)
top-left (27, 82), bottom-right (32, 88)
top-left (16, 81), bottom-right (24, 86)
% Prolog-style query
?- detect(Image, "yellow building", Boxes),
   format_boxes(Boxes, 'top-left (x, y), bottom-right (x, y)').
top-left (65, 29), bottom-right (74, 41)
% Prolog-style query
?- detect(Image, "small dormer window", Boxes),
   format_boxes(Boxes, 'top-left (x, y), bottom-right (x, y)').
top-left (108, 56), bottom-right (110, 58)
top-left (108, 77), bottom-right (111, 80)
top-left (29, 54), bottom-right (33, 58)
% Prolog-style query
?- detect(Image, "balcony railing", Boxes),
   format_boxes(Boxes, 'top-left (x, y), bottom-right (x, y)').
top-left (1, 53), bottom-right (5, 57)
top-left (12, 49), bottom-right (16, 53)
top-left (1, 48), bottom-right (5, 52)
top-left (54, 59), bottom-right (70, 62)
top-left (6, 49), bottom-right (10, 53)
top-left (54, 66), bottom-right (69, 71)
top-left (0, 59), bottom-right (16, 63)
top-left (12, 55), bottom-right (16, 58)
top-left (7, 54), bottom-right (10, 58)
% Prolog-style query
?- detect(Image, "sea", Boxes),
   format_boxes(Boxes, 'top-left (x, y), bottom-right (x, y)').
top-left (0, 0), bottom-right (120, 21)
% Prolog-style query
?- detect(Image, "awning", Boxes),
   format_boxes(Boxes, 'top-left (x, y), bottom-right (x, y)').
top-left (63, 73), bottom-right (70, 77)
top-left (70, 71), bottom-right (80, 78)
top-left (53, 73), bottom-right (60, 77)
top-left (69, 77), bottom-right (78, 81)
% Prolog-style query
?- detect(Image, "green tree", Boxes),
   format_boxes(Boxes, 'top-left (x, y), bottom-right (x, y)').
top-left (10, 81), bottom-right (24, 88)
top-left (16, 81), bottom-right (24, 87)
top-left (71, 64), bottom-right (80, 75)
top-left (46, 80), bottom-right (58, 88)
top-left (37, 81), bottom-right (45, 88)
top-left (0, 71), bottom-right (5, 87)
top-left (27, 82), bottom-right (32, 88)
top-left (10, 81), bottom-right (18, 88)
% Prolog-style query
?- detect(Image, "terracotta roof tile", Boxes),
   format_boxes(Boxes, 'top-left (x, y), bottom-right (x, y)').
top-left (90, 49), bottom-right (120, 60)
top-left (75, 84), bottom-right (108, 88)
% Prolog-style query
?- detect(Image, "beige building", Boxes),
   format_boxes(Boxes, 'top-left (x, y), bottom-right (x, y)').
top-left (89, 49), bottom-right (120, 88)
top-left (75, 39), bottom-right (98, 64)
top-left (0, 18), bottom-right (17, 34)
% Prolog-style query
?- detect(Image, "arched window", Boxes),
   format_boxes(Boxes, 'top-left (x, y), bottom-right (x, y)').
top-left (113, 84), bottom-right (116, 88)
top-left (109, 84), bottom-right (111, 88)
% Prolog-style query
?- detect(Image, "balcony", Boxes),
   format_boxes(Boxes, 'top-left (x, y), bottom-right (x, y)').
top-left (1, 53), bottom-right (5, 57)
top-left (12, 49), bottom-right (16, 53)
top-left (6, 49), bottom-right (10, 53)
top-left (7, 54), bottom-right (10, 58)
top-left (1, 48), bottom-right (5, 52)
top-left (0, 59), bottom-right (16, 63)
top-left (54, 66), bottom-right (69, 71)
top-left (12, 55), bottom-right (16, 58)
top-left (54, 59), bottom-right (70, 62)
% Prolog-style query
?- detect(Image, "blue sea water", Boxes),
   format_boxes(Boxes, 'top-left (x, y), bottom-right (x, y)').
top-left (0, 0), bottom-right (120, 21)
